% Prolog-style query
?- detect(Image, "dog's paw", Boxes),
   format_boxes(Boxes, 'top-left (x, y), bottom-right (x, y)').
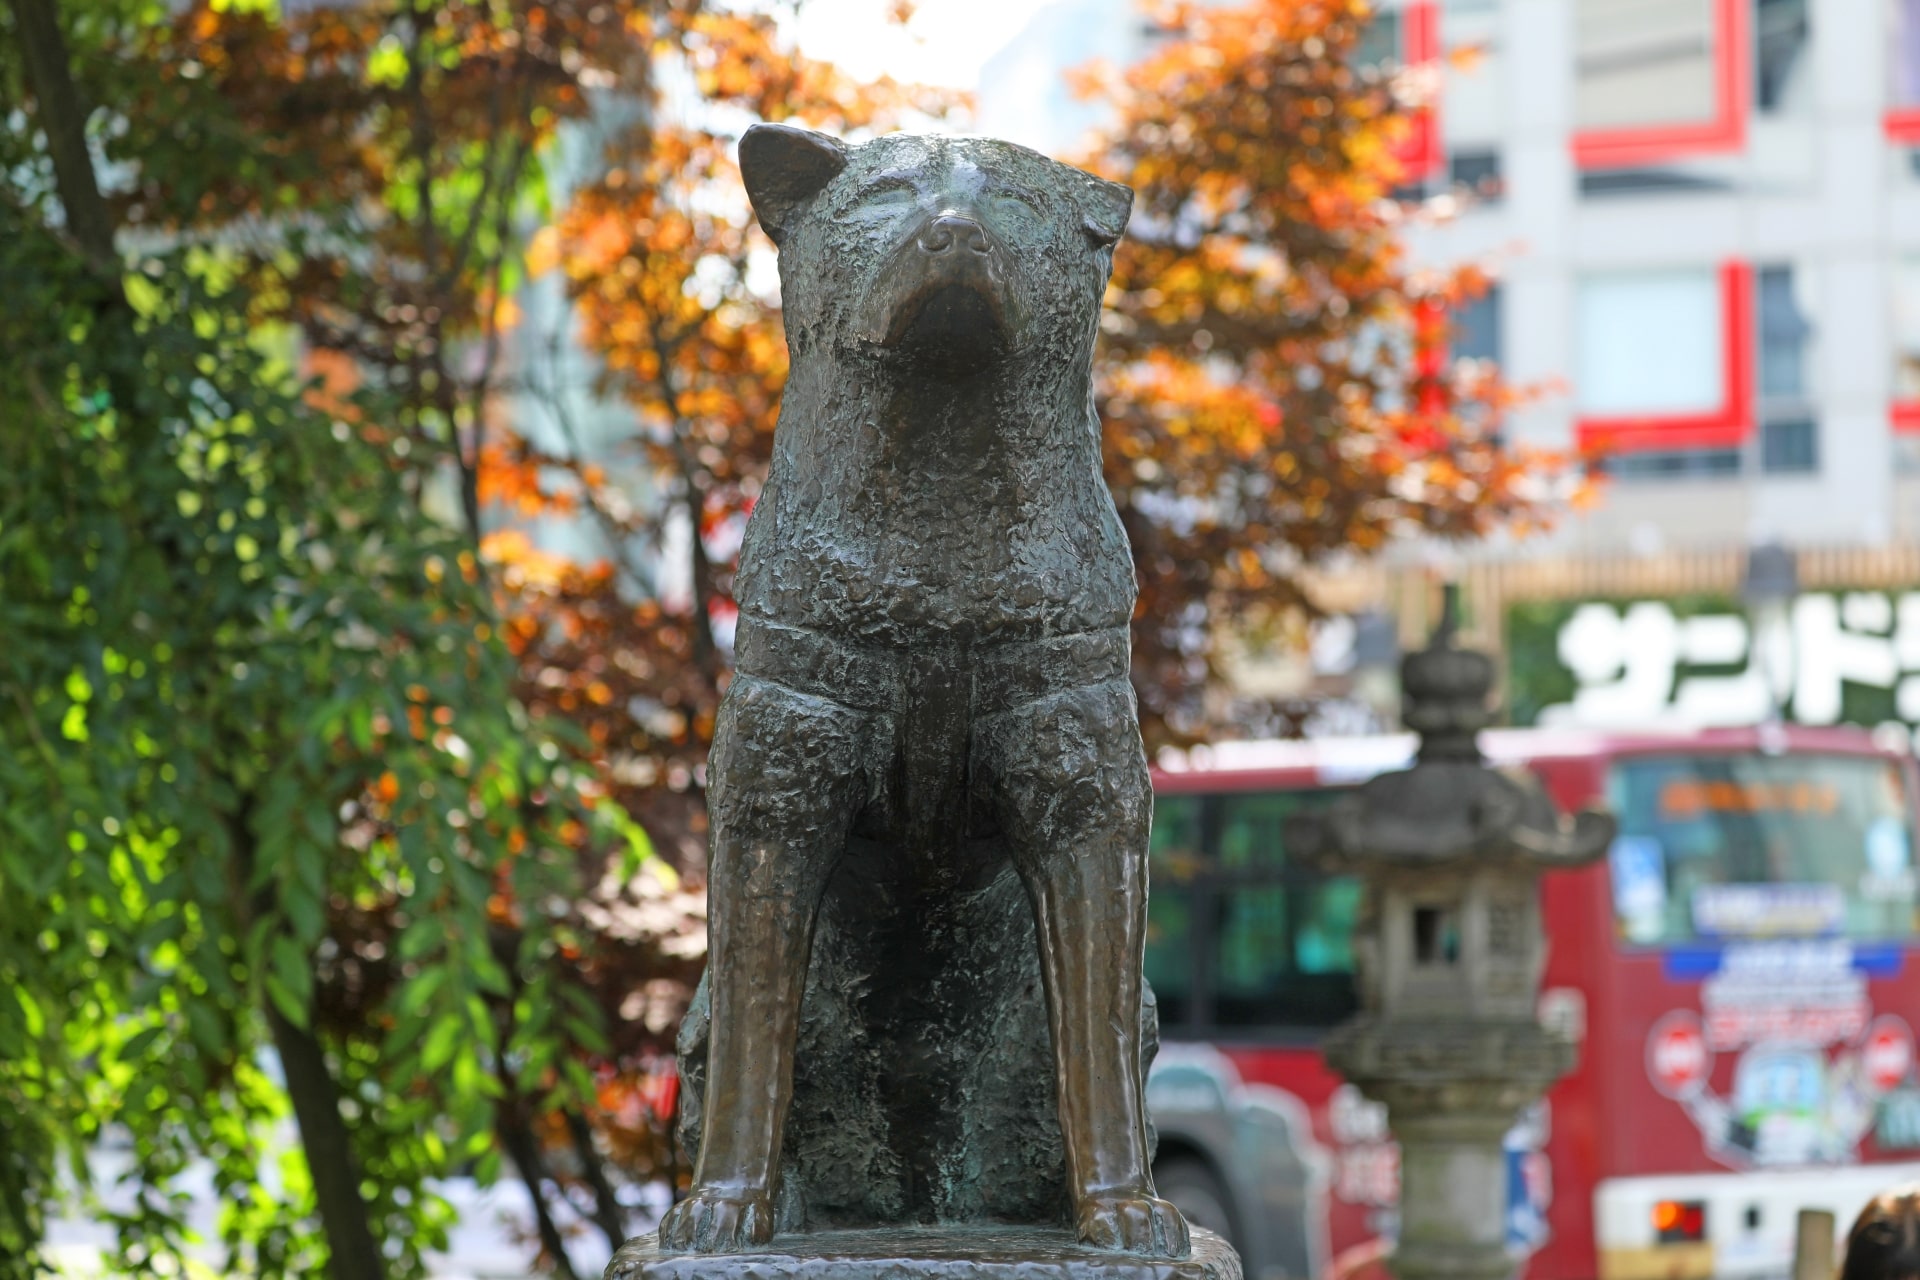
top-left (1076, 1190), bottom-right (1191, 1258)
top-left (657, 1188), bottom-right (773, 1253)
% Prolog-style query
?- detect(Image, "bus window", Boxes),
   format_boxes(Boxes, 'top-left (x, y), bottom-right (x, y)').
top-left (1147, 789), bottom-right (1364, 1035)
top-left (1218, 792), bottom-right (1293, 871)
top-left (1151, 792), bottom-right (1207, 881)
top-left (1607, 753), bottom-right (1920, 945)
top-left (1298, 878), bottom-right (1363, 974)
top-left (1218, 884), bottom-right (1292, 1014)
top-left (1147, 794), bottom-right (1204, 1025)
top-left (1213, 791), bottom-right (1362, 1030)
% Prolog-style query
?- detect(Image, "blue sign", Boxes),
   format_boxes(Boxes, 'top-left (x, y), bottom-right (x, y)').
top-left (1504, 1105), bottom-right (1551, 1255)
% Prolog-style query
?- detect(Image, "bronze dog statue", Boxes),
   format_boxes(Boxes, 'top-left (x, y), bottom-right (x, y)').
top-left (659, 124), bottom-right (1188, 1261)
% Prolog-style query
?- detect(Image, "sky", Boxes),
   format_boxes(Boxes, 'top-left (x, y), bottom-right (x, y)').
top-left (783, 0), bottom-right (1142, 155)
top-left (785, 0), bottom-right (1056, 92)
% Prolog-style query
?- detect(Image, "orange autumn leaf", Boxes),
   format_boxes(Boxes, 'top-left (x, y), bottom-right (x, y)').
top-left (1081, 0), bottom-right (1579, 745)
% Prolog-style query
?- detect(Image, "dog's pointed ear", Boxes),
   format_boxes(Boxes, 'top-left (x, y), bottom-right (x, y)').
top-left (740, 123), bottom-right (850, 245)
top-left (1079, 174), bottom-right (1134, 248)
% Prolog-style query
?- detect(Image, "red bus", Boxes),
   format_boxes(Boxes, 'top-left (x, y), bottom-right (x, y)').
top-left (1142, 724), bottom-right (1920, 1280)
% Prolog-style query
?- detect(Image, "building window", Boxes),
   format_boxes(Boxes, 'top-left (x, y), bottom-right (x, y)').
top-left (1575, 0), bottom-right (1720, 133)
top-left (1440, 0), bottom-right (1505, 199)
top-left (1759, 420), bottom-right (1817, 472)
top-left (1575, 0), bottom-right (1815, 192)
top-left (1890, 0), bottom-right (1920, 142)
top-left (1355, 6), bottom-right (1405, 68)
top-left (1361, 0), bottom-right (1505, 200)
top-left (1896, 256), bottom-right (1920, 435)
top-left (1573, 0), bottom-right (1747, 170)
top-left (1449, 149), bottom-right (1503, 196)
top-left (1757, 265), bottom-right (1810, 399)
top-left (1756, 264), bottom-right (1817, 474)
top-left (1579, 263), bottom-right (1820, 476)
top-left (1754, 0), bottom-right (1811, 112)
top-left (1453, 284), bottom-right (1503, 365)
top-left (1577, 269), bottom-right (1727, 419)
top-left (1594, 449), bottom-right (1743, 479)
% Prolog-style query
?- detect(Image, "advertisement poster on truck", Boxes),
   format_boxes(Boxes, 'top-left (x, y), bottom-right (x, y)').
top-left (1642, 941), bottom-right (1920, 1169)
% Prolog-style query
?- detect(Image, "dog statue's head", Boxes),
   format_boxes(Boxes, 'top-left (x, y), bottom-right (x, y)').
top-left (741, 125), bottom-right (1133, 383)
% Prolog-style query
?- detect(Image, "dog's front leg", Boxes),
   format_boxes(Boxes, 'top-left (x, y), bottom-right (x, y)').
top-left (978, 678), bottom-right (1191, 1259)
top-left (659, 676), bottom-right (866, 1254)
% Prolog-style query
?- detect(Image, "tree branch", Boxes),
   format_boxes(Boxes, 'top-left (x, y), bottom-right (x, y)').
top-left (404, 0), bottom-right (441, 272)
top-left (438, 74), bottom-right (521, 295)
top-left (643, 329), bottom-right (722, 687)
top-left (454, 133), bottom-right (528, 551)
top-left (563, 1109), bottom-right (628, 1251)
top-left (530, 310), bottom-right (661, 596)
top-left (495, 1080), bottom-right (583, 1280)
top-left (5, 0), bottom-right (116, 273)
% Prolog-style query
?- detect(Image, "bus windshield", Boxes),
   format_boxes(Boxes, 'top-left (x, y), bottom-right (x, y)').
top-left (1607, 752), bottom-right (1919, 945)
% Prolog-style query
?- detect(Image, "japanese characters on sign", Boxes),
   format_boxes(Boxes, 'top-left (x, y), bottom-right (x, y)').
top-left (1531, 593), bottom-right (1920, 739)
top-left (1699, 940), bottom-right (1868, 1050)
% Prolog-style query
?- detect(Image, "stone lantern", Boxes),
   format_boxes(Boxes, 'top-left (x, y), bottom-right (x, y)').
top-left (1289, 589), bottom-right (1614, 1280)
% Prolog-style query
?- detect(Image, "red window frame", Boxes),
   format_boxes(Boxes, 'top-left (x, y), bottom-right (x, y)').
top-left (1572, 0), bottom-right (1751, 170)
top-left (1575, 261), bottom-right (1755, 455)
top-left (1897, 246), bottom-right (1920, 434)
top-left (1890, 0), bottom-right (1920, 143)
top-left (1391, 0), bottom-right (1446, 183)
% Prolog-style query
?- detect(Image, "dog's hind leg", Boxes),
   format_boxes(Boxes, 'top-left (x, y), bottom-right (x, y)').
top-left (659, 675), bottom-right (869, 1254)
top-left (974, 677), bottom-right (1191, 1259)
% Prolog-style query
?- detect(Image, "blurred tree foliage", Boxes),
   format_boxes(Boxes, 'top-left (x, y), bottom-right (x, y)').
top-left (1083, 0), bottom-right (1571, 744)
top-left (0, 57), bottom-right (599, 1280)
top-left (0, 0), bottom-right (734, 1275)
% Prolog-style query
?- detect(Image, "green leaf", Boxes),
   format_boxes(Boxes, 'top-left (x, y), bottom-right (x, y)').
top-left (472, 1149), bottom-right (503, 1186)
top-left (268, 934), bottom-right (314, 1019)
top-left (264, 972), bottom-right (308, 1030)
top-left (393, 968), bottom-right (446, 1020)
top-left (120, 1024), bottom-right (166, 1063)
top-left (419, 1014), bottom-right (463, 1074)
top-left (280, 875), bottom-right (324, 946)
top-left (184, 998), bottom-right (228, 1059)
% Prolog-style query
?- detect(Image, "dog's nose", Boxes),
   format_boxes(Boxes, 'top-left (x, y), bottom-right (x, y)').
top-left (918, 214), bottom-right (991, 255)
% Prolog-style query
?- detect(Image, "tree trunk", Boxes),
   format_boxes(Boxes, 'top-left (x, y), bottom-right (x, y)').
top-left (263, 1002), bottom-right (391, 1280)
top-left (6, 0), bottom-right (149, 459)
top-left (5, 0), bottom-right (117, 271)
top-left (231, 808), bottom-right (389, 1280)
top-left (564, 1108), bottom-right (628, 1251)
top-left (497, 1089), bottom-right (582, 1280)
top-left (682, 493), bottom-right (721, 686)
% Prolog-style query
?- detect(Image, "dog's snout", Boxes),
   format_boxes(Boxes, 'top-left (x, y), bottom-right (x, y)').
top-left (918, 214), bottom-right (991, 256)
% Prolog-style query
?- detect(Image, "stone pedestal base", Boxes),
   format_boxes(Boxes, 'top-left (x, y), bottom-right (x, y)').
top-left (606, 1226), bottom-right (1241, 1280)
top-left (1325, 1019), bottom-right (1575, 1280)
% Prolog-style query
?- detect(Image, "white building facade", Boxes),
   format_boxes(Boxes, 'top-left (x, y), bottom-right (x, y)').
top-left (977, 0), bottom-right (1920, 739)
top-left (1397, 0), bottom-right (1920, 555)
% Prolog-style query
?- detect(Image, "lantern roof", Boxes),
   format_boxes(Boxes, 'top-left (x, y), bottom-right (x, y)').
top-left (1290, 586), bottom-right (1615, 871)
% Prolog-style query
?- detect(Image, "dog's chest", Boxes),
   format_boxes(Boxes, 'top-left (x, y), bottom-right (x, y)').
top-left (740, 458), bottom-right (1132, 642)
